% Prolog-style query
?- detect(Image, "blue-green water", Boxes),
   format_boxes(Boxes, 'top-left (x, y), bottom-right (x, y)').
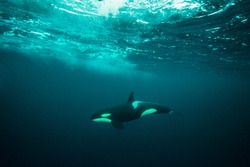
top-left (1, 0), bottom-right (250, 167)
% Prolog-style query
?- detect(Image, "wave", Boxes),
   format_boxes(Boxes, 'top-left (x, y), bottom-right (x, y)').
top-left (0, 0), bottom-right (249, 74)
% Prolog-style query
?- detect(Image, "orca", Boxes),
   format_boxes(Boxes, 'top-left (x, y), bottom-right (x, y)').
top-left (90, 91), bottom-right (174, 129)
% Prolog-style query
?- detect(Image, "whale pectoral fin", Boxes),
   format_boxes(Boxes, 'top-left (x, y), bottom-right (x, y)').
top-left (111, 120), bottom-right (124, 129)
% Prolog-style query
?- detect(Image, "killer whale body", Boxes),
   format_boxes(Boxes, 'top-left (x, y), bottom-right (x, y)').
top-left (90, 91), bottom-right (174, 129)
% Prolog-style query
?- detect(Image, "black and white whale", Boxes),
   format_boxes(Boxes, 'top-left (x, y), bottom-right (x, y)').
top-left (90, 91), bottom-right (174, 129)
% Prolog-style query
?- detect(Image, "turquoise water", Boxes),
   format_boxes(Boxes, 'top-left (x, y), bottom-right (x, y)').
top-left (1, 0), bottom-right (250, 167)
top-left (1, 0), bottom-right (249, 74)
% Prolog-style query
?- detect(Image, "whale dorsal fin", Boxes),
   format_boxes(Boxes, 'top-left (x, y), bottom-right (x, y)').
top-left (127, 91), bottom-right (134, 103)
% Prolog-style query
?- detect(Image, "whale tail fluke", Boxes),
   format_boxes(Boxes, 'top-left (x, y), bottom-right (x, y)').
top-left (169, 111), bottom-right (183, 117)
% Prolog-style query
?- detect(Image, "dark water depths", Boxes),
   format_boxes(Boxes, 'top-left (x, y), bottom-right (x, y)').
top-left (1, 0), bottom-right (250, 167)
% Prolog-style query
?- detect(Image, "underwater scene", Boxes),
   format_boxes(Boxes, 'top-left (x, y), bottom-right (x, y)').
top-left (0, 0), bottom-right (250, 166)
